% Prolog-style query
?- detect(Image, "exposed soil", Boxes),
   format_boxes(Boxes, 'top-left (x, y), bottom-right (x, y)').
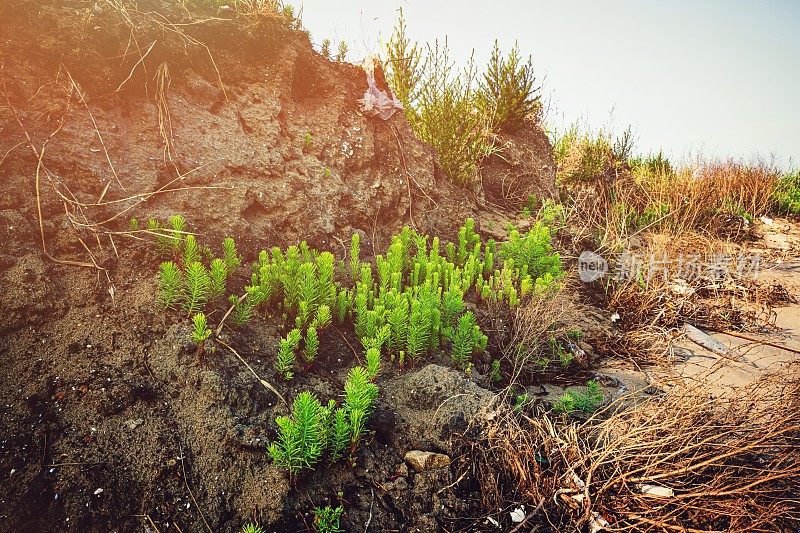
top-left (0, 2), bottom-right (559, 531)
top-left (1, 3), bottom-right (798, 532)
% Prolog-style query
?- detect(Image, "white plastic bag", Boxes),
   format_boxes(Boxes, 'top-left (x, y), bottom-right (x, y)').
top-left (359, 55), bottom-right (403, 120)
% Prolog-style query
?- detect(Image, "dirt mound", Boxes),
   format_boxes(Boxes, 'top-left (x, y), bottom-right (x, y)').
top-left (0, 3), bottom-right (563, 531)
top-left (480, 119), bottom-right (557, 209)
top-left (0, 0), bottom-right (474, 265)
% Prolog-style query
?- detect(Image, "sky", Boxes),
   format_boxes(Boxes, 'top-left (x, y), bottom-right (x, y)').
top-left (299, 0), bottom-right (800, 169)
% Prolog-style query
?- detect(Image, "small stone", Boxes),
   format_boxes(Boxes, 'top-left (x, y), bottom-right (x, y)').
top-left (394, 462), bottom-right (409, 477)
top-left (93, 488), bottom-right (104, 495)
top-left (404, 450), bottom-right (451, 471)
top-left (125, 418), bottom-right (143, 430)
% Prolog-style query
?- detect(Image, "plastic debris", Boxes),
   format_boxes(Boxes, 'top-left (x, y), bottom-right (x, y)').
top-left (359, 56), bottom-right (403, 120)
top-left (510, 505), bottom-right (526, 523)
top-left (637, 483), bottom-right (675, 498)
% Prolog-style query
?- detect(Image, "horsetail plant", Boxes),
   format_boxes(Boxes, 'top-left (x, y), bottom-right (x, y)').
top-left (183, 261), bottom-right (211, 315)
top-left (302, 326), bottom-right (320, 367)
top-left (267, 391), bottom-right (326, 474)
top-left (275, 328), bottom-right (302, 380)
top-left (158, 261), bottom-right (182, 308)
top-left (191, 312), bottom-right (212, 356)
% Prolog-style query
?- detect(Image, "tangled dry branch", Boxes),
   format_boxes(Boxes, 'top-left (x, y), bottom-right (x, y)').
top-left (476, 369), bottom-right (800, 532)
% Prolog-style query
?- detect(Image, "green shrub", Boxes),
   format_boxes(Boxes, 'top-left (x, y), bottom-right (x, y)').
top-left (168, 214), bottom-right (186, 252)
top-left (158, 261), bottom-right (182, 308)
top-left (208, 258), bottom-right (228, 300)
top-left (183, 261), bottom-right (211, 315)
top-left (328, 407), bottom-right (350, 463)
top-left (554, 380), bottom-right (603, 414)
top-left (385, 15), bottom-right (491, 184)
top-left (191, 312), bottom-right (212, 354)
top-left (444, 312), bottom-right (487, 370)
top-left (552, 124), bottom-right (614, 182)
top-left (275, 328), bottom-right (302, 380)
top-left (499, 223), bottom-right (563, 283)
top-left (384, 7), bottom-right (421, 110)
top-left (240, 523), bottom-right (264, 533)
top-left (302, 326), bottom-right (319, 366)
top-left (314, 505), bottom-right (344, 533)
top-left (183, 234), bottom-right (200, 266)
top-left (344, 366), bottom-right (379, 451)
top-left (320, 38), bottom-right (331, 59)
top-left (513, 393), bottom-right (530, 411)
top-left (336, 41), bottom-right (347, 62)
top-left (222, 237), bottom-right (241, 272)
top-left (567, 328), bottom-right (584, 341)
top-left (365, 347), bottom-right (381, 380)
top-left (268, 391), bottom-right (327, 474)
top-left (479, 40), bottom-right (540, 132)
top-left (773, 170), bottom-right (800, 214)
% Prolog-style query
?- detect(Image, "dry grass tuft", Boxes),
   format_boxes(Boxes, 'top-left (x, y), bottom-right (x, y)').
top-left (476, 369), bottom-right (800, 532)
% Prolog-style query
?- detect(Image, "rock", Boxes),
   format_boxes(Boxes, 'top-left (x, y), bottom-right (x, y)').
top-left (404, 450), bottom-right (451, 472)
top-left (125, 418), bottom-right (143, 430)
top-left (394, 462), bottom-right (409, 478)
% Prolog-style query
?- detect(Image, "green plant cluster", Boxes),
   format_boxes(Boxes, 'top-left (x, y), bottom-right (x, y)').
top-left (246, 218), bottom-right (560, 378)
top-left (155, 216), bottom-right (241, 317)
top-left (772, 170), bottom-right (800, 215)
top-left (551, 124), bottom-right (614, 183)
top-left (479, 40), bottom-right (540, 133)
top-left (267, 364), bottom-right (378, 474)
top-left (612, 201), bottom-right (671, 230)
top-left (553, 380), bottom-right (604, 414)
top-left (191, 312), bottom-right (212, 354)
top-left (629, 151), bottom-right (674, 176)
top-left (314, 505), bottom-right (344, 533)
top-left (384, 11), bottom-right (540, 184)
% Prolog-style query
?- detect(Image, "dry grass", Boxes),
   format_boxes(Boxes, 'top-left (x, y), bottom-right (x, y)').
top-left (557, 145), bottom-right (781, 253)
top-left (476, 369), bottom-right (800, 532)
top-left (482, 290), bottom-right (581, 382)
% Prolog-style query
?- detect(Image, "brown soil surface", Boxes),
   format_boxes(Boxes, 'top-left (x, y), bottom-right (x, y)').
top-left (2, 2), bottom-right (796, 532)
top-left (0, 2), bottom-right (557, 531)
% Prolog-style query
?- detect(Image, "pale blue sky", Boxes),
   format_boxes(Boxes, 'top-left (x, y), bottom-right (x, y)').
top-left (300, 0), bottom-right (799, 169)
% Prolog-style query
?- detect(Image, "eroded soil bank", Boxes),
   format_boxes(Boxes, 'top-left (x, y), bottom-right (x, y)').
top-left (0, 2), bottom-right (557, 531)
